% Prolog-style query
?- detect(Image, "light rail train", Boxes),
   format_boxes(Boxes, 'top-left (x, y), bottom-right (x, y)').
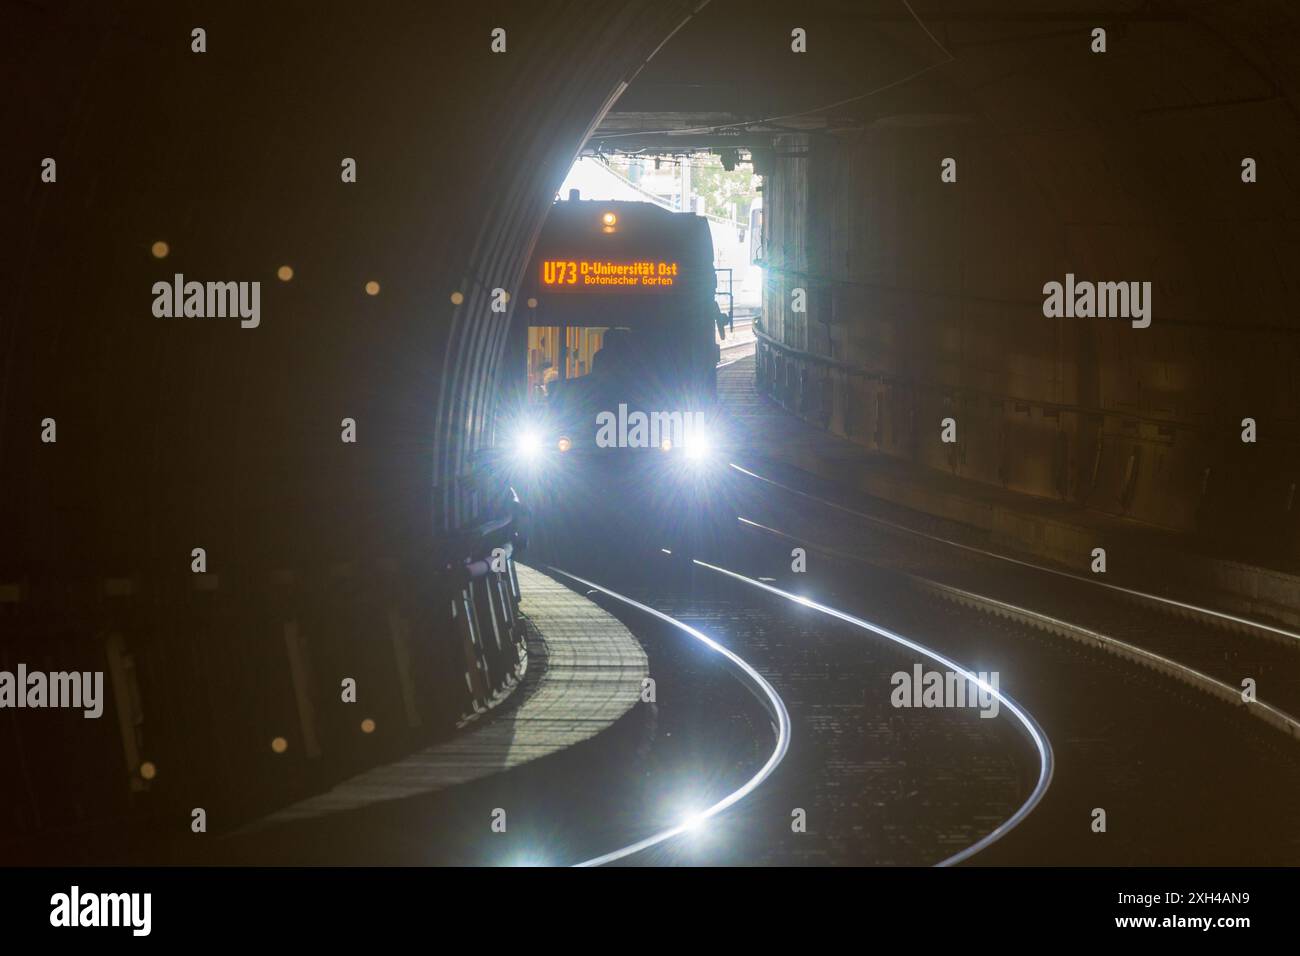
top-left (502, 193), bottom-right (735, 561)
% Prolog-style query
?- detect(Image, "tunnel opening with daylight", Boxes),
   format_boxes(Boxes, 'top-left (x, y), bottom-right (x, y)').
top-left (3, 0), bottom-right (1300, 860)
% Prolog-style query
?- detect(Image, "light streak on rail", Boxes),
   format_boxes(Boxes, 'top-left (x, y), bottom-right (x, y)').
top-left (692, 557), bottom-right (1055, 867)
top-left (548, 566), bottom-right (792, 868)
top-left (729, 462), bottom-right (1300, 646)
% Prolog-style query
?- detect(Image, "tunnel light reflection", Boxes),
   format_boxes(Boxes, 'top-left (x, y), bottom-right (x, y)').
top-left (664, 793), bottom-right (710, 833)
top-left (550, 568), bottom-right (791, 868)
top-left (693, 558), bottom-right (1054, 868)
top-left (678, 810), bottom-right (707, 833)
top-left (728, 461), bottom-right (1300, 646)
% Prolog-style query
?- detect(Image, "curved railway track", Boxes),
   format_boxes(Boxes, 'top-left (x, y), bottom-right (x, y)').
top-left (726, 461), bottom-right (1300, 740)
top-left (548, 566), bottom-right (792, 867)
top-left (550, 559), bottom-right (1054, 867)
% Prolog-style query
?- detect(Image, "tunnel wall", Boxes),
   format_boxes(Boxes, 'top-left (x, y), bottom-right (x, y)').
top-left (756, 5), bottom-right (1300, 558)
top-left (0, 0), bottom-right (698, 851)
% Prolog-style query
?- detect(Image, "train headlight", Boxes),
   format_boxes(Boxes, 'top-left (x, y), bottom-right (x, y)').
top-left (601, 212), bottom-right (617, 227)
top-left (514, 430), bottom-right (544, 463)
top-left (684, 427), bottom-right (711, 462)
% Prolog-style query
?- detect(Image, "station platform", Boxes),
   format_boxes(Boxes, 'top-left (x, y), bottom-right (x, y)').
top-left (719, 356), bottom-right (1300, 630)
top-left (237, 565), bottom-right (647, 831)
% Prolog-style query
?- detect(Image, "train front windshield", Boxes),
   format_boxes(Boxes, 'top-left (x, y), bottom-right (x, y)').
top-left (526, 325), bottom-right (604, 401)
top-left (507, 200), bottom-right (736, 563)
top-left (511, 199), bottom-right (721, 461)
top-left (526, 324), bottom-right (695, 408)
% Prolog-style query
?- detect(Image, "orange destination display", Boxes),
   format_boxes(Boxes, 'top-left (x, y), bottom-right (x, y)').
top-left (540, 259), bottom-right (681, 291)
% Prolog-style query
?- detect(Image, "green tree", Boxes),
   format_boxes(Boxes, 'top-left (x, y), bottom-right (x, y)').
top-left (691, 153), bottom-right (760, 222)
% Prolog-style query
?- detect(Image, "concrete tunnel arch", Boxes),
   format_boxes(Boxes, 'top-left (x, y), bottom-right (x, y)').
top-left (672, 3), bottom-right (1300, 556)
top-left (5, 0), bottom-right (1300, 841)
top-left (0, 1), bottom-right (706, 834)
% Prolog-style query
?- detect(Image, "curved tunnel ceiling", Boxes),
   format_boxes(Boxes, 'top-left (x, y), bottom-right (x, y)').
top-left (3, 1), bottom-right (704, 578)
top-left (598, 0), bottom-right (1300, 543)
top-left (4, 0), bottom-right (1299, 579)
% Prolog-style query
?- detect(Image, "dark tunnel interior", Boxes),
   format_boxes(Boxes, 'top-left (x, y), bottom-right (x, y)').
top-left (3, 0), bottom-right (1300, 893)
